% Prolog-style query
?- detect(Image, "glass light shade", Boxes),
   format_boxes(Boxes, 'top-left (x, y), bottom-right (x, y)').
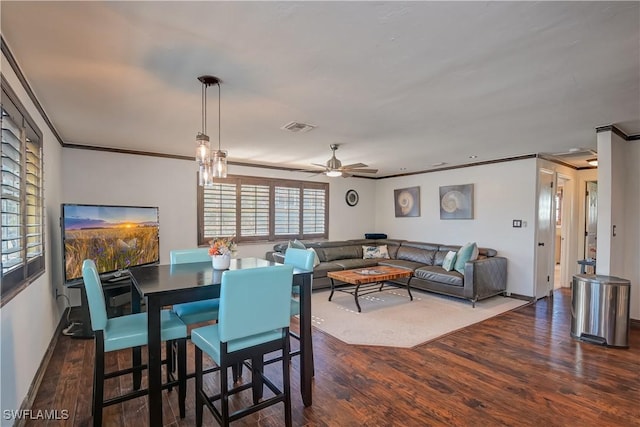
top-left (196, 133), bottom-right (210, 164)
top-left (326, 170), bottom-right (342, 177)
top-left (212, 150), bottom-right (228, 178)
top-left (199, 161), bottom-right (214, 187)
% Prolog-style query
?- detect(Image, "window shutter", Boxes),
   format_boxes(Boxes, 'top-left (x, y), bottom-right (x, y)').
top-left (197, 175), bottom-right (328, 245)
top-left (274, 186), bottom-right (300, 235)
top-left (1, 81), bottom-right (45, 304)
top-left (303, 187), bottom-right (326, 235)
top-left (240, 183), bottom-right (270, 238)
top-left (1, 107), bottom-right (23, 274)
top-left (203, 182), bottom-right (237, 239)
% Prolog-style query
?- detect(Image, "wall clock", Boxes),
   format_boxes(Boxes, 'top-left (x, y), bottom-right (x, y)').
top-left (345, 189), bottom-right (359, 206)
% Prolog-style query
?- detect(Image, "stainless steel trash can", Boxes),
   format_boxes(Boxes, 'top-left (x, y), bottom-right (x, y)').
top-left (571, 274), bottom-right (631, 348)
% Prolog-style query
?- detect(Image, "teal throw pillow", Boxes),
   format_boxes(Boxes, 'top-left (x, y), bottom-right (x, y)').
top-left (442, 251), bottom-right (457, 272)
top-left (288, 239), bottom-right (306, 250)
top-left (454, 242), bottom-right (477, 274)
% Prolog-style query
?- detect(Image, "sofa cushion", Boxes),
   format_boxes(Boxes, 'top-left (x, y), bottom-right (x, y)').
top-left (442, 251), bottom-right (457, 271)
top-left (414, 266), bottom-right (464, 287)
top-left (396, 245), bottom-right (436, 265)
top-left (312, 262), bottom-right (345, 279)
top-left (363, 245), bottom-right (390, 259)
top-left (332, 259), bottom-right (380, 270)
top-left (318, 245), bottom-right (362, 262)
top-left (454, 242), bottom-right (478, 274)
top-left (376, 259), bottom-right (425, 271)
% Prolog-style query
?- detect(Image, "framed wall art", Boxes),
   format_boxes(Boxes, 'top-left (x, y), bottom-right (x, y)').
top-left (394, 186), bottom-right (420, 217)
top-left (439, 184), bottom-right (474, 219)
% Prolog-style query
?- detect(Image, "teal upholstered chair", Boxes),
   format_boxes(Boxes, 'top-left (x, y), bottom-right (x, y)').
top-left (170, 248), bottom-right (220, 325)
top-left (191, 265), bottom-right (294, 427)
top-left (166, 248), bottom-right (221, 381)
top-left (82, 259), bottom-right (188, 427)
top-left (284, 247), bottom-right (315, 305)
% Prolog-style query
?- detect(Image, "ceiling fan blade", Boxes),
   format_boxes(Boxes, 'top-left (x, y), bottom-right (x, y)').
top-left (344, 168), bottom-right (378, 174)
top-left (311, 163), bottom-right (329, 169)
top-left (341, 162), bottom-right (368, 169)
top-left (341, 172), bottom-right (353, 178)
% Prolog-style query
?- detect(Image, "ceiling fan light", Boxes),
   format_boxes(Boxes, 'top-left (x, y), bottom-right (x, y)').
top-left (326, 170), bottom-right (342, 177)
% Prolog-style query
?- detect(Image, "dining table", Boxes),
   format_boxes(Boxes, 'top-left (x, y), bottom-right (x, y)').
top-left (128, 257), bottom-right (314, 426)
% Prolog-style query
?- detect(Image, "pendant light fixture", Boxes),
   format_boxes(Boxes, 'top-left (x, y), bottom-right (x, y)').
top-left (196, 75), bottom-right (227, 186)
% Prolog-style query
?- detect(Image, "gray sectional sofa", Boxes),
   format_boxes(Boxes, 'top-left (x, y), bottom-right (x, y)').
top-left (268, 238), bottom-right (507, 307)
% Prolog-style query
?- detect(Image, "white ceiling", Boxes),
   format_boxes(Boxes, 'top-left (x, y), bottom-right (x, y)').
top-left (2, 1), bottom-right (639, 177)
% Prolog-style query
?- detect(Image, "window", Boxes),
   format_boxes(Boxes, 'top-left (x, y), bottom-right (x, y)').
top-left (198, 175), bottom-right (328, 245)
top-left (1, 80), bottom-right (45, 305)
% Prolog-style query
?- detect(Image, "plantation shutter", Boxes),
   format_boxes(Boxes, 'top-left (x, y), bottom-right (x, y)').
top-left (202, 182), bottom-right (236, 240)
top-left (303, 187), bottom-right (326, 235)
top-left (1, 81), bottom-right (45, 305)
top-left (240, 183), bottom-right (270, 239)
top-left (197, 175), bottom-right (328, 245)
top-left (274, 186), bottom-right (300, 236)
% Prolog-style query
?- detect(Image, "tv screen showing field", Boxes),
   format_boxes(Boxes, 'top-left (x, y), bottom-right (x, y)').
top-left (63, 205), bottom-right (159, 282)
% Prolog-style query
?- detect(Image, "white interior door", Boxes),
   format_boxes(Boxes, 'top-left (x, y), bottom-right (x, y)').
top-left (585, 181), bottom-right (598, 263)
top-left (536, 169), bottom-right (554, 299)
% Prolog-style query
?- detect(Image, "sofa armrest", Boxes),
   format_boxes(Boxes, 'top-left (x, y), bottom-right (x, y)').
top-left (463, 256), bottom-right (507, 301)
top-left (271, 252), bottom-right (285, 264)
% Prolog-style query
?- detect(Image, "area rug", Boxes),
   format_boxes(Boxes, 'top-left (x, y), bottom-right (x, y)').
top-left (309, 288), bottom-right (528, 348)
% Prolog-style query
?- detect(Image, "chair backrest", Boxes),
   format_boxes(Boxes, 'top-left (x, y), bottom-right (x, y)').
top-left (81, 259), bottom-right (108, 331)
top-left (284, 247), bottom-right (315, 271)
top-left (218, 265), bottom-right (294, 343)
top-left (170, 248), bottom-right (211, 265)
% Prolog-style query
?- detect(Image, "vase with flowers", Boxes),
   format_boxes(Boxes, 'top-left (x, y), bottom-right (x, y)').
top-left (208, 236), bottom-right (237, 270)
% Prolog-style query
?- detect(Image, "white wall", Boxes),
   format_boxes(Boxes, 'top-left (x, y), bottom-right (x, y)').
top-left (61, 150), bottom-right (377, 301)
top-left (1, 50), bottom-right (64, 423)
top-left (374, 159), bottom-right (538, 297)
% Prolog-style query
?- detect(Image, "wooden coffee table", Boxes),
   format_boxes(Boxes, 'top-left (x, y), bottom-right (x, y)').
top-left (327, 266), bottom-right (413, 312)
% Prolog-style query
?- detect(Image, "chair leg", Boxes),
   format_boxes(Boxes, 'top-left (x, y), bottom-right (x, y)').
top-left (221, 364), bottom-right (230, 427)
top-left (195, 347), bottom-right (203, 427)
top-left (166, 340), bottom-right (173, 392)
top-left (93, 338), bottom-right (105, 427)
top-left (251, 356), bottom-right (264, 405)
top-left (132, 346), bottom-right (142, 390)
top-left (283, 334), bottom-right (292, 427)
top-left (178, 339), bottom-right (187, 418)
top-left (232, 362), bottom-right (243, 383)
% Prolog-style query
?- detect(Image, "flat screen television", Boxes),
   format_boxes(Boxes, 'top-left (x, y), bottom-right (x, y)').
top-left (61, 204), bottom-right (160, 284)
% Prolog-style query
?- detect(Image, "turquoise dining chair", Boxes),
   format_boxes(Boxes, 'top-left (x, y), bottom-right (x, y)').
top-left (166, 248), bottom-right (221, 382)
top-left (284, 247), bottom-right (314, 323)
top-left (81, 259), bottom-right (188, 427)
top-left (170, 248), bottom-right (220, 325)
top-left (191, 265), bottom-right (294, 427)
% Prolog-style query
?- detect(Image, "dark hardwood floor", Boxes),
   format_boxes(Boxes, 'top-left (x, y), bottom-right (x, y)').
top-left (27, 288), bottom-right (640, 426)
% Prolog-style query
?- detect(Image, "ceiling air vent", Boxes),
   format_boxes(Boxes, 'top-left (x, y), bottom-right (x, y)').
top-left (281, 121), bottom-right (316, 133)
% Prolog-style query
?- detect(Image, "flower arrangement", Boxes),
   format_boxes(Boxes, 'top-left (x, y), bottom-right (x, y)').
top-left (208, 236), bottom-right (237, 257)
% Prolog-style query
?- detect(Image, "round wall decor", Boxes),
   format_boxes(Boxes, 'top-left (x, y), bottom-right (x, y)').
top-left (345, 189), bottom-right (359, 206)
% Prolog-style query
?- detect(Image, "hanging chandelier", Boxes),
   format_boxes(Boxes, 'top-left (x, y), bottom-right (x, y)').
top-left (196, 75), bottom-right (227, 186)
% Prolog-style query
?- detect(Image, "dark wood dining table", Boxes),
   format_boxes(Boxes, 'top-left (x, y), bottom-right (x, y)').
top-left (128, 257), bottom-right (314, 426)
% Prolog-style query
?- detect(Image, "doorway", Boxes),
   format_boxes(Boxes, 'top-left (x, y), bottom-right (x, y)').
top-left (536, 169), bottom-right (554, 299)
top-left (584, 181), bottom-right (598, 269)
top-left (554, 175), bottom-right (570, 289)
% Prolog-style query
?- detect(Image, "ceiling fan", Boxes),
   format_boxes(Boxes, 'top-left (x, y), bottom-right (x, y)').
top-left (305, 144), bottom-right (378, 177)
